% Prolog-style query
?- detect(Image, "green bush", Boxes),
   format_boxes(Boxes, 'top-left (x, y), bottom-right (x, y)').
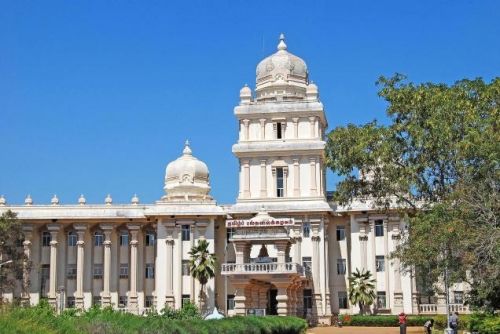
top-left (469, 313), bottom-right (500, 334)
top-left (0, 302), bottom-right (307, 334)
top-left (343, 314), bottom-right (473, 329)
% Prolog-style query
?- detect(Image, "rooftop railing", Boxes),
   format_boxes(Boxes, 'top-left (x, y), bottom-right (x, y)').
top-left (221, 262), bottom-right (304, 275)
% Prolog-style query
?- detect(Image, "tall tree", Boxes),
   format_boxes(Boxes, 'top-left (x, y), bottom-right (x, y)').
top-left (326, 75), bottom-right (499, 310)
top-left (188, 239), bottom-right (216, 313)
top-left (0, 210), bottom-right (28, 303)
top-left (348, 268), bottom-right (376, 315)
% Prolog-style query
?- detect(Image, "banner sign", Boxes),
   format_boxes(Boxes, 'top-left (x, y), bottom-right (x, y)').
top-left (226, 218), bottom-right (294, 228)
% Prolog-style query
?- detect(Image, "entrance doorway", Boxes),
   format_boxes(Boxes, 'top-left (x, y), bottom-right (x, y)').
top-left (267, 289), bottom-right (278, 315)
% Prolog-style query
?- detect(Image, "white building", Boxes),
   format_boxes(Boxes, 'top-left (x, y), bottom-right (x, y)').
top-left (0, 34), bottom-right (468, 324)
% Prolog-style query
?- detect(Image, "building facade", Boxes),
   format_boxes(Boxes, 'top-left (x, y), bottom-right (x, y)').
top-left (0, 35), bottom-right (468, 324)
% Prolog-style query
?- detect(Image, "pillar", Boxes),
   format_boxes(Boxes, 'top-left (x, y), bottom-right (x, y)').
top-left (275, 282), bottom-right (289, 316)
top-left (165, 222), bottom-right (175, 307)
top-left (233, 282), bottom-right (247, 316)
top-left (293, 158), bottom-right (300, 196)
top-left (392, 232), bottom-right (404, 313)
top-left (128, 225), bottom-right (140, 313)
top-left (260, 160), bottom-right (267, 197)
top-left (101, 225), bottom-right (113, 307)
top-left (311, 227), bottom-right (323, 318)
top-left (242, 159), bottom-right (250, 198)
top-left (21, 225), bottom-right (33, 305)
top-left (309, 116), bottom-right (316, 138)
top-left (242, 119), bottom-right (250, 141)
top-left (310, 158), bottom-right (317, 196)
top-left (74, 224), bottom-right (87, 309)
top-left (259, 119), bottom-right (266, 140)
top-left (47, 224), bottom-right (60, 308)
top-left (292, 117), bottom-right (299, 138)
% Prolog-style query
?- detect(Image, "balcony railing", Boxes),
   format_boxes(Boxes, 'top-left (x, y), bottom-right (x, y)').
top-left (418, 303), bottom-right (469, 314)
top-left (221, 262), bottom-right (304, 275)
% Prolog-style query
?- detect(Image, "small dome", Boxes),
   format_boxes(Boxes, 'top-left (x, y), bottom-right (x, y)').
top-left (163, 141), bottom-right (212, 202)
top-left (78, 194), bottom-right (86, 205)
top-left (0, 195), bottom-right (6, 206)
top-left (51, 194), bottom-right (59, 205)
top-left (255, 34), bottom-right (309, 101)
top-left (25, 194), bottom-right (33, 206)
top-left (239, 84), bottom-right (252, 104)
top-left (306, 81), bottom-right (319, 101)
top-left (105, 194), bottom-right (113, 205)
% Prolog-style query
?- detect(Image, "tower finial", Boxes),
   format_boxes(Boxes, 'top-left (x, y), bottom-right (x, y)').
top-left (277, 33), bottom-right (287, 51)
top-left (183, 140), bottom-right (192, 155)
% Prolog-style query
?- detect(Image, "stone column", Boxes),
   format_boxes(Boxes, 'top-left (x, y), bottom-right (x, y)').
top-left (242, 119), bottom-right (250, 141)
top-left (21, 225), bottom-right (33, 305)
top-left (128, 225), bottom-right (140, 314)
top-left (369, 220), bottom-right (376, 279)
top-left (293, 158), bottom-right (300, 196)
top-left (275, 241), bottom-right (288, 264)
top-left (74, 224), bottom-right (87, 309)
top-left (233, 282), bottom-right (247, 316)
top-left (311, 226), bottom-right (323, 319)
top-left (309, 116), bottom-right (316, 138)
top-left (293, 233), bottom-right (302, 264)
top-left (392, 232), bottom-right (404, 313)
top-left (260, 160), bottom-right (267, 197)
top-left (101, 225), bottom-right (113, 307)
top-left (234, 242), bottom-right (247, 264)
top-left (292, 117), bottom-right (299, 138)
top-left (164, 222), bottom-right (175, 307)
top-left (275, 282), bottom-right (289, 316)
top-left (309, 158), bottom-right (317, 196)
top-left (359, 221), bottom-right (369, 270)
top-left (242, 159), bottom-right (250, 198)
top-left (259, 119), bottom-right (266, 140)
top-left (47, 224), bottom-right (60, 308)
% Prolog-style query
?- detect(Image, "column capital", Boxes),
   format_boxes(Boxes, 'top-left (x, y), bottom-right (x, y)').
top-left (292, 117), bottom-right (299, 123)
top-left (74, 223), bottom-right (88, 232)
top-left (47, 223), bottom-right (60, 232)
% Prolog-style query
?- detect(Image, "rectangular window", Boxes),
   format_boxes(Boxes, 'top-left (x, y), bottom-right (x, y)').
top-left (227, 294), bottom-right (235, 310)
top-left (182, 260), bottom-right (190, 276)
top-left (377, 291), bottom-right (387, 309)
top-left (66, 264), bottom-right (77, 279)
top-left (226, 228), bottom-right (235, 241)
top-left (181, 294), bottom-right (191, 308)
top-left (145, 295), bottom-right (154, 308)
top-left (119, 232), bottom-right (129, 246)
top-left (93, 264), bottom-right (103, 279)
top-left (338, 291), bottom-right (348, 309)
top-left (42, 232), bottom-right (51, 247)
top-left (40, 264), bottom-right (50, 293)
top-left (303, 222), bottom-right (311, 238)
top-left (336, 225), bottom-right (345, 241)
top-left (145, 232), bottom-right (155, 246)
top-left (94, 232), bottom-right (104, 246)
top-left (118, 296), bottom-right (127, 308)
top-left (67, 296), bottom-right (75, 308)
top-left (145, 263), bottom-right (155, 279)
top-left (375, 220), bottom-right (384, 237)
top-left (276, 122), bottom-right (283, 139)
top-left (337, 258), bottom-right (346, 275)
top-left (453, 291), bottom-right (464, 304)
top-left (67, 232), bottom-right (77, 247)
top-left (302, 256), bottom-right (312, 275)
top-left (93, 296), bottom-right (101, 306)
top-left (181, 225), bottom-right (190, 241)
top-left (376, 255), bottom-right (385, 272)
top-left (276, 167), bottom-right (284, 197)
top-left (119, 263), bottom-right (129, 279)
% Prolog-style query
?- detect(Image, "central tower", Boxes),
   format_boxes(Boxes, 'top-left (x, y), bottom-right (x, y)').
top-left (232, 34), bottom-right (328, 209)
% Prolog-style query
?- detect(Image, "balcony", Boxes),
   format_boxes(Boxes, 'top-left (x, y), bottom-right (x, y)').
top-left (221, 262), bottom-right (304, 276)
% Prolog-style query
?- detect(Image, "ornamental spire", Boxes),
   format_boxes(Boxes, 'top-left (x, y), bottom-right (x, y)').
top-left (277, 33), bottom-right (287, 51)
top-left (183, 140), bottom-right (192, 155)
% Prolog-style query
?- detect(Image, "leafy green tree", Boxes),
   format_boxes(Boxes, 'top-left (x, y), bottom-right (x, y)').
top-left (0, 210), bottom-right (29, 303)
top-left (348, 268), bottom-right (376, 314)
top-left (188, 239), bottom-right (216, 313)
top-left (326, 75), bottom-right (499, 310)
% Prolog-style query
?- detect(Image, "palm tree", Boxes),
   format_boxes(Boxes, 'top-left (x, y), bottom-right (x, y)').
top-left (348, 268), bottom-right (376, 315)
top-left (188, 239), bottom-right (217, 313)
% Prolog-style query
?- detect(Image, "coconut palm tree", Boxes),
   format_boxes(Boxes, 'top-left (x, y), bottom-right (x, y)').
top-left (188, 239), bottom-right (217, 313)
top-left (348, 268), bottom-right (376, 315)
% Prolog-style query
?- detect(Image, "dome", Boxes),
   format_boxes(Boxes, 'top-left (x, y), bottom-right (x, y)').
top-left (163, 141), bottom-right (212, 201)
top-left (255, 34), bottom-right (309, 101)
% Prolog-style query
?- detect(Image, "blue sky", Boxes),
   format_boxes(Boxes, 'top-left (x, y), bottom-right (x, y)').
top-left (1, 1), bottom-right (499, 205)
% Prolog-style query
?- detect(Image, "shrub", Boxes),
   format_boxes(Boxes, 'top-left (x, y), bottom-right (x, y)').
top-left (0, 303), bottom-right (307, 334)
top-left (343, 314), bottom-right (473, 329)
top-left (469, 313), bottom-right (500, 334)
